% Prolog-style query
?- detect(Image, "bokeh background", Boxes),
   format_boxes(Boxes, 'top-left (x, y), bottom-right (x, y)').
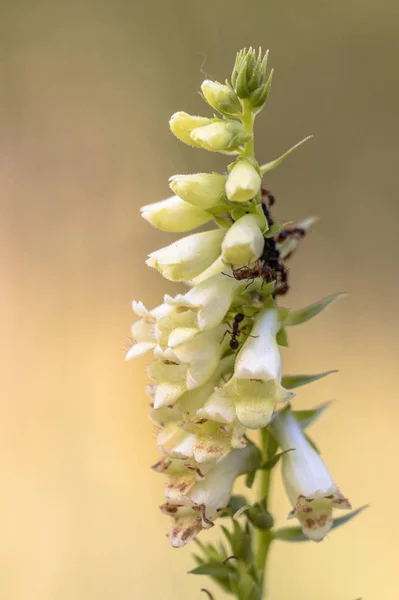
top-left (1, 0), bottom-right (398, 598)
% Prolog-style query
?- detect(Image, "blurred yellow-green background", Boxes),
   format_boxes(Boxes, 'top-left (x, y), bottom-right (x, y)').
top-left (1, 1), bottom-right (398, 598)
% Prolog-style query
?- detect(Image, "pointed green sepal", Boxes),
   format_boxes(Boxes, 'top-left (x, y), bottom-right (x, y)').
top-left (284, 293), bottom-right (346, 327)
top-left (250, 69), bottom-right (274, 111)
top-left (282, 370), bottom-right (338, 390)
top-left (292, 401), bottom-right (331, 429)
top-left (245, 469), bottom-right (257, 489)
top-left (276, 326), bottom-right (289, 346)
top-left (260, 136), bottom-right (313, 175)
top-left (259, 448), bottom-right (294, 470)
top-left (188, 562), bottom-right (238, 579)
top-left (304, 431), bottom-right (321, 454)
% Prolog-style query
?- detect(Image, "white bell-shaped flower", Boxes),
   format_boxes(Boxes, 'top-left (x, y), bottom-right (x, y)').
top-left (270, 409), bottom-right (351, 542)
top-left (190, 120), bottom-right (249, 153)
top-left (169, 173), bottom-right (227, 209)
top-left (151, 357), bottom-right (238, 461)
top-left (125, 301), bottom-right (172, 360)
top-left (225, 159), bottom-right (262, 202)
top-left (164, 272), bottom-right (244, 331)
top-left (148, 325), bottom-right (228, 408)
top-left (188, 444), bottom-right (259, 521)
top-left (210, 307), bottom-right (293, 429)
top-left (169, 112), bottom-right (212, 147)
top-left (146, 228), bottom-right (226, 282)
top-left (160, 444), bottom-right (259, 547)
top-left (221, 214), bottom-right (264, 265)
top-left (140, 195), bottom-right (212, 232)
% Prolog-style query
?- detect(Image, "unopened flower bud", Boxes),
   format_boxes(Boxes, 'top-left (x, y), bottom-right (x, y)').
top-left (226, 159), bottom-right (262, 202)
top-left (169, 173), bottom-right (226, 209)
top-left (146, 228), bottom-right (225, 282)
top-left (140, 195), bottom-right (211, 232)
top-left (201, 80), bottom-right (241, 117)
top-left (231, 47), bottom-right (273, 112)
top-left (222, 214), bottom-right (264, 265)
top-left (190, 120), bottom-right (250, 153)
top-left (169, 112), bottom-right (212, 147)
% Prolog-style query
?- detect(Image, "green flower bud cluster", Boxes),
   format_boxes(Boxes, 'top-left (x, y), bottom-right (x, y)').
top-left (127, 47), bottom-right (364, 599)
top-left (232, 47), bottom-right (273, 112)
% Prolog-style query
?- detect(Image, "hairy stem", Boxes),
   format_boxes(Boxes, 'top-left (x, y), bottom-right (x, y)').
top-left (254, 428), bottom-right (273, 598)
top-left (241, 99), bottom-right (255, 157)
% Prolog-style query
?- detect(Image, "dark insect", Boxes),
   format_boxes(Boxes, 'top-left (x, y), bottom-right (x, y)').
top-left (223, 189), bottom-right (307, 296)
top-left (231, 261), bottom-right (273, 288)
top-left (221, 312), bottom-right (256, 351)
top-left (276, 227), bottom-right (306, 243)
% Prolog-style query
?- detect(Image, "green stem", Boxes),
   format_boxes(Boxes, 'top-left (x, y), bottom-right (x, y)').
top-left (241, 99), bottom-right (255, 157)
top-left (254, 427), bottom-right (273, 598)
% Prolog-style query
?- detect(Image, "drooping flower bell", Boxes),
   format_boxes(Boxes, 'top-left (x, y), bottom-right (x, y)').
top-left (157, 444), bottom-right (259, 547)
top-left (270, 408), bottom-right (351, 541)
top-left (208, 305), bottom-right (294, 429)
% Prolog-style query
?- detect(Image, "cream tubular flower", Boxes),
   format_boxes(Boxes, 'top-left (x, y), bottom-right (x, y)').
top-left (190, 120), bottom-right (250, 153)
top-left (151, 361), bottom-right (230, 459)
top-left (146, 228), bottom-right (225, 282)
top-left (188, 444), bottom-right (259, 521)
top-left (270, 409), bottom-right (351, 542)
top-left (171, 325), bottom-right (228, 390)
top-left (140, 195), bottom-right (212, 232)
top-left (148, 325), bottom-right (228, 408)
top-left (160, 444), bottom-right (259, 548)
top-left (225, 159), bottom-right (262, 202)
top-left (165, 273), bottom-right (244, 331)
top-left (221, 214), bottom-right (264, 265)
top-left (169, 173), bottom-right (227, 209)
top-left (125, 301), bottom-right (172, 359)
top-left (211, 307), bottom-right (293, 429)
top-left (170, 112), bottom-right (213, 147)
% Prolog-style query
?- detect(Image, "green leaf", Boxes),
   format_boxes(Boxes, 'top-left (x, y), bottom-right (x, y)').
top-left (193, 539), bottom-right (224, 563)
top-left (234, 564), bottom-right (260, 600)
top-left (284, 293), bottom-right (346, 327)
top-left (221, 521), bottom-right (253, 563)
top-left (189, 562), bottom-right (238, 579)
top-left (330, 505), bottom-right (369, 530)
top-left (282, 370), bottom-right (338, 390)
top-left (245, 469), bottom-right (257, 489)
top-left (273, 505), bottom-right (368, 542)
top-left (260, 136), bottom-right (313, 175)
top-left (276, 326), bottom-right (289, 347)
top-left (293, 401), bottom-right (331, 429)
top-left (260, 448), bottom-right (294, 470)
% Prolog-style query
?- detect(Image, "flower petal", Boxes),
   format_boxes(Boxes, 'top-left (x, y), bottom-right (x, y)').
top-left (141, 195), bottom-right (212, 232)
top-left (146, 229), bottom-right (225, 282)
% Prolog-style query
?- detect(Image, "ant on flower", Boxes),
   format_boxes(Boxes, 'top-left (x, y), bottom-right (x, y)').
top-left (225, 189), bottom-right (307, 295)
top-left (221, 311), bottom-right (258, 351)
